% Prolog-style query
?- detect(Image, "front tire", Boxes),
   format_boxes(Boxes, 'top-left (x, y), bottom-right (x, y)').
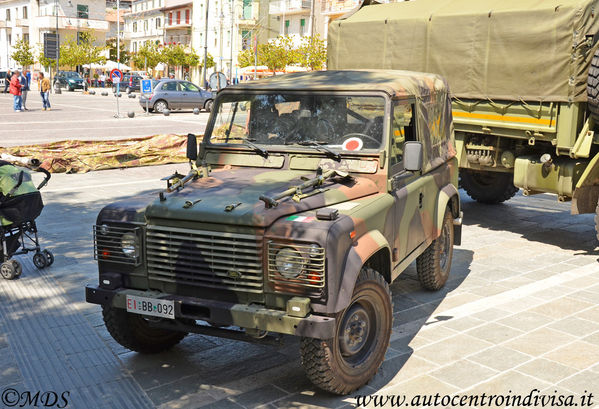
top-left (204, 99), bottom-right (213, 112)
top-left (154, 100), bottom-right (168, 113)
top-left (300, 267), bottom-right (392, 395)
top-left (102, 306), bottom-right (187, 353)
top-left (416, 208), bottom-right (454, 291)
top-left (460, 169), bottom-right (518, 204)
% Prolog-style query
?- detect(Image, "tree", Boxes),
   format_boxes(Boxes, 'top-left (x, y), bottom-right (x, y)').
top-left (58, 31), bottom-right (105, 69)
top-left (200, 53), bottom-right (215, 69)
top-left (107, 38), bottom-right (129, 64)
top-left (297, 35), bottom-right (326, 71)
top-left (11, 39), bottom-right (35, 68)
top-left (130, 42), bottom-right (163, 71)
top-left (237, 48), bottom-right (257, 68)
top-left (58, 36), bottom-right (80, 69)
top-left (36, 43), bottom-right (55, 70)
top-left (258, 35), bottom-right (298, 74)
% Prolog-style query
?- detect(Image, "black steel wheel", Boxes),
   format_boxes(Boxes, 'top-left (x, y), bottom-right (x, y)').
top-left (102, 306), bottom-right (187, 353)
top-left (300, 267), bottom-right (392, 395)
top-left (0, 262), bottom-right (17, 280)
top-left (460, 169), bottom-right (518, 204)
top-left (33, 252), bottom-right (47, 269)
top-left (42, 250), bottom-right (54, 266)
top-left (416, 208), bottom-right (454, 290)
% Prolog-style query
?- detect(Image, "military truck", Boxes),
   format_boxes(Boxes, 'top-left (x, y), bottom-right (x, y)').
top-left (86, 70), bottom-right (462, 394)
top-left (328, 0), bottom-right (599, 238)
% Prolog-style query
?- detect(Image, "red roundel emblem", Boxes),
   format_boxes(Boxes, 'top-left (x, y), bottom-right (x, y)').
top-left (342, 137), bottom-right (363, 151)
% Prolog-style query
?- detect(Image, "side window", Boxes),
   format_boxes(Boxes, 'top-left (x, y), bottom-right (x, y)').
top-left (390, 101), bottom-right (415, 170)
top-left (163, 82), bottom-right (177, 91)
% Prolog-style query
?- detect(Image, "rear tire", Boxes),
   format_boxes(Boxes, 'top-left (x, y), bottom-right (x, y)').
top-left (154, 100), bottom-right (168, 113)
top-left (300, 267), bottom-right (392, 395)
top-left (587, 46), bottom-right (599, 121)
top-left (460, 169), bottom-right (518, 204)
top-left (204, 99), bottom-right (213, 112)
top-left (102, 306), bottom-right (187, 353)
top-left (416, 208), bottom-right (454, 290)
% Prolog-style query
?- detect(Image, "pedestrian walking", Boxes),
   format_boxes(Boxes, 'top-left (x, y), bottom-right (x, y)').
top-left (39, 72), bottom-right (51, 111)
top-left (20, 71), bottom-right (30, 110)
top-left (3, 70), bottom-right (10, 93)
top-left (99, 73), bottom-right (106, 88)
top-left (9, 71), bottom-right (23, 112)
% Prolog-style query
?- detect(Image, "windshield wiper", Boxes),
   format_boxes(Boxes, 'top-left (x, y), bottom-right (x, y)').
top-left (224, 137), bottom-right (269, 158)
top-left (291, 140), bottom-right (341, 162)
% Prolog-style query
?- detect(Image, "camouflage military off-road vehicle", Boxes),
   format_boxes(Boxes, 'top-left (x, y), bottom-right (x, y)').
top-left (86, 70), bottom-right (462, 394)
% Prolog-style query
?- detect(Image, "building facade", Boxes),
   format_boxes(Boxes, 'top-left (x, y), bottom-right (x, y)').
top-left (163, 0), bottom-right (192, 46)
top-left (0, 0), bottom-right (108, 70)
top-left (122, 0), bottom-right (164, 54)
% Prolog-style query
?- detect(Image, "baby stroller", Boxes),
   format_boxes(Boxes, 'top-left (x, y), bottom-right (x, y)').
top-left (0, 159), bottom-right (53, 280)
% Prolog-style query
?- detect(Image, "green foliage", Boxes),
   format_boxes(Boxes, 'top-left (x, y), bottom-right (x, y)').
top-left (58, 30), bottom-right (105, 69)
top-left (297, 35), bottom-right (326, 71)
top-left (258, 35), bottom-right (298, 73)
top-left (130, 42), bottom-right (163, 70)
top-left (237, 48), bottom-right (257, 68)
top-left (36, 43), bottom-right (55, 69)
top-left (11, 38), bottom-right (35, 67)
top-left (107, 38), bottom-right (129, 64)
top-left (201, 53), bottom-right (215, 69)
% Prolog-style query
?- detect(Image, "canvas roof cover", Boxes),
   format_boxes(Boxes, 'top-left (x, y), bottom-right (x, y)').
top-left (328, 0), bottom-right (599, 103)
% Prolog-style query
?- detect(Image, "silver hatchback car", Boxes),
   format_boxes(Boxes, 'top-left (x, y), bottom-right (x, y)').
top-left (139, 79), bottom-right (216, 113)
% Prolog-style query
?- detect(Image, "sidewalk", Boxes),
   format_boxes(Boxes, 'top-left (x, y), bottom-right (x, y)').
top-left (0, 163), bottom-right (598, 409)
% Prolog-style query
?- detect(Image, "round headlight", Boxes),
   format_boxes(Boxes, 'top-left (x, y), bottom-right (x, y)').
top-left (308, 244), bottom-right (321, 258)
top-left (121, 233), bottom-right (138, 257)
top-left (275, 247), bottom-right (304, 279)
top-left (99, 224), bottom-right (110, 235)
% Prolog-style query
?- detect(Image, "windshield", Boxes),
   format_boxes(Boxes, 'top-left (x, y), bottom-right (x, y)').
top-left (209, 93), bottom-right (387, 152)
top-left (64, 72), bottom-right (81, 79)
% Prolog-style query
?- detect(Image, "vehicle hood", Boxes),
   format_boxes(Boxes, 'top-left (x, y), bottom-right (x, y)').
top-left (144, 167), bottom-right (379, 227)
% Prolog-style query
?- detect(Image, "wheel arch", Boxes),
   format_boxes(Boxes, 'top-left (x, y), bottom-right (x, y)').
top-left (333, 230), bottom-right (391, 313)
top-left (572, 151), bottom-right (599, 215)
top-left (435, 184), bottom-right (461, 245)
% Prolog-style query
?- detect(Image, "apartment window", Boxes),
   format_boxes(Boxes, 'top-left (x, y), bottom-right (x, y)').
top-left (144, 20), bottom-right (148, 31)
top-left (22, 6), bottom-right (27, 19)
top-left (284, 19), bottom-right (289, 35)
top-left (133, 42), bottom-right (137, 52)
top-left (77, 4), bottom-right (89, 19)
top-left (185, 9), bottom-right (190, 24)
top-left (6, 9), bottom-right (11, 21)
top-left (241, 30), bottom-right (251, 50)
top-left (242, 0), bottom-right (251, 19)
top-left (156, 18), bottom-right (161, 28)
top-left (152, 0), bottom-right (155, 8)
top-left (168, 12), bottom-right (172, 25)
top-left (176, 11), bottom-right (180, 24)
top-left (133, 22), bottom-right (137, 32)
top-left (8, 34), bottom-right (11, 45)
top-left (23, 33), bottom-right (29, 43)
top-left (158, 0), bottom-right (162, 7)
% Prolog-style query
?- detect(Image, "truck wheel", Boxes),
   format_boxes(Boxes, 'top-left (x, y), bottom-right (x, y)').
top-left (416, 208), bottom-right (454, 291)
top-left (102, 306), bottom-right (187, 353)
top-left (300, 267), bottom-right (392, 395)
top-left (460, 169), bottom-right (518, 204)
top-left (587, 46), bottom-right (599, 121)
top-left (594, 200), bottom-right (599, 241)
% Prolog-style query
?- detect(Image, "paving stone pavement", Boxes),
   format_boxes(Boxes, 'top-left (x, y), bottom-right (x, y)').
top-left (0, 163), bottom-right (598, 409)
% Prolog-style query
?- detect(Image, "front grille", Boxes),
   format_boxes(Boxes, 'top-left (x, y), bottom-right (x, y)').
top-left (146, 225), bottom-right (264, 293)
top-left (267, 241), bottom-right (325, 289)
top-left (93, 225), bottom-right (142, 266)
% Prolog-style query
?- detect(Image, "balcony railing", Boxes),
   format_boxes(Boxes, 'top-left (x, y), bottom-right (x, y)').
top-left (35, 15), bottom-right (109, 31)
top-left (269, 0), bottom-right (311, 15)
top-left (16, 19), bottom-right (29, 27)
top-left (321, 0), bottom-right (360, 14)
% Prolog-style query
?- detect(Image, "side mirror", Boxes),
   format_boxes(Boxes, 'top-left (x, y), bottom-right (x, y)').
top-left (186, 133), bottom-right (198, 161)
top-left (404, 141), bottom-right (423, 172)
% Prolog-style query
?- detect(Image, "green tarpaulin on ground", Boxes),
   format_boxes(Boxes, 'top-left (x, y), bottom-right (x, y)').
top-left (0, 134), bottom-right (190, 173)
top-left (328, 0), bottom-right (599, 102)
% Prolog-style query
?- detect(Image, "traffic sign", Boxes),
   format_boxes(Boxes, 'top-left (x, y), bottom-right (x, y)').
top-left (209, 72), bottom-right (227, 90)
top-left (110, 69), bottom-right (123, 83)
top-left (43, 33), bottom-right (59, 60)
top-left (141, 79), bottom-right (152, 94)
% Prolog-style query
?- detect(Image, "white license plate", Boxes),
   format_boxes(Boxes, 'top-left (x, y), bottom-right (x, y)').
top-left (126, 295), bottom-right (175, 319)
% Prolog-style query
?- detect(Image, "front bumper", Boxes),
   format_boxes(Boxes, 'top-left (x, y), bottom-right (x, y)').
top-left (86, 285), bottom-right (336, 339)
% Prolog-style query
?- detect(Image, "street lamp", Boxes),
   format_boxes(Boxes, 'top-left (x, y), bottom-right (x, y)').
top-left (55, 0), bottom-right (61, 94)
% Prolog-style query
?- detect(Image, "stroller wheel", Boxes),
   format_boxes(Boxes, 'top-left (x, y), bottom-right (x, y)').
top-left (42, 250), bottom-right (54, 267)
top-left (33, 252), bottom-right (48, 269)
top-left (11, 260), bottom-right (22, 277)
top-left (0, 262), bottom-right (17, 280)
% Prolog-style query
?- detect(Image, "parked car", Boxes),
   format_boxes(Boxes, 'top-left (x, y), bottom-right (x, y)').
top-left (112, 74), bottom-right (145, 94)
top-left (139, 79), bottom-right (216, 113)
top-left (54, 71), bottom-right (85, 91)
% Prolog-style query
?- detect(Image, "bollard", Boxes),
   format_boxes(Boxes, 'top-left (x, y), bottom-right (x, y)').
top-left (128, 94), bottom-right (136, 98)
top-left (101, 91), bottom-right (108, 96)
top-left (193, 107), bottom-right (200, 115)
top-left (163, 109), bottom-right (170, 116)
top-left (89, 90), bottom-right (96, 95)
top-left (127, 111), bottom-right (135, 118)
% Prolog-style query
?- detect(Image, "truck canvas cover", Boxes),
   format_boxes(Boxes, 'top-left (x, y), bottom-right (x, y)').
top-left (328, 0), bottom-right (599, 103)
